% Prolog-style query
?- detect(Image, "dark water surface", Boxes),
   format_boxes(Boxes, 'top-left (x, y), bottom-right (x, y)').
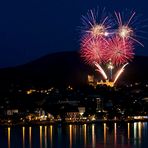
top-left (0, 122), bottom-right (148, 148)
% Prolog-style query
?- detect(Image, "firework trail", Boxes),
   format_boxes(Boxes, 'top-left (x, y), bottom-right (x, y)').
top-left (114, 63), bottom-right (129, 84)
top-left (94, 62), bottom-right (108, 80)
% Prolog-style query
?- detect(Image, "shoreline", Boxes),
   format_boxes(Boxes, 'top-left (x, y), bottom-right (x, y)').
top-left (1, 119), bottom-right (148, 127)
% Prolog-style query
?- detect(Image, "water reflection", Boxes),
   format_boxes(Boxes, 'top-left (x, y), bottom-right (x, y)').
top-left (22, 127), bottom-right (25, 148)
top-left (40, 126), bottom-right (42, 148)
top-left (114, 123), bottom-right (117, 146)
top-left (44, 126), bottom-right (47, 148)
top-left (1, 122), bottom-right (148, 148)
top-left (83, 124), bottom-right (86, 147)
top-left (69, 125), bottom-right (72, 148)
top-left (49, 125), bottom-right (53, 148)
top-left (128, 123), bottom-right (130, 146)
top-left (92, 124), bottom-right (95, 148)
top-left (128, 123), bottom-right (130, 140)
top-left (134, 122), bottom-right (137, 141)
top-left (138, 122), bottom-right (142, 140)
top-left (8, 127), bottom-right (10, 148)
top-left (29, 127), bottom-right (32, 148)
top-left (103, 123), bottom-right (107, 145)
top-left (126, 122), bottom-right (143, 147)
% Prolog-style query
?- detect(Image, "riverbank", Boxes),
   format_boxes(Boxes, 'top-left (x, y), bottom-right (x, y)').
top-left (1, 118), bottom-right (148, 126)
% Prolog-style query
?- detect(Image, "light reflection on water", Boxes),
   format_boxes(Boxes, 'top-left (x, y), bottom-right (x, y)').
top-left (8, 127), bottom-right (10, 148)
top-left (114, 123), bottom-right (117, 146)
top-left (29, 127), bottom-right (32, 148)
top-left (1, 122), bottom-right (148, 148)
top-left (83, 124), bottom-right (86, 147)
top-left (44, 126), bottom-right (47, 148)
top-left (39, 126), bottom-right (42, 148)
top-left (103, 123), bottom-right (106, 146)
top-left (49, 125), bottom-right (52, 148)
top-left (22, 127), bottom-right (25, 148)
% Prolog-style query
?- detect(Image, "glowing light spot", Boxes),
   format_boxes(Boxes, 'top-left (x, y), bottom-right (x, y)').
top-left (118, 26), bottom-right (133, 38)
top-left (90, 25), bottom-right (106, 37)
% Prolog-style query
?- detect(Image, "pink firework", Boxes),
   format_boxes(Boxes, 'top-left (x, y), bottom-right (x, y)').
top-left (105, 36), bottom-right (134, 65)
top-left (80, 36), bottom-right (108, 65)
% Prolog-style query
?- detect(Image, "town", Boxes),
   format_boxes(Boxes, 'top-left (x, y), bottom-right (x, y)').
top-left (0, 79), bottom-right (148, 126)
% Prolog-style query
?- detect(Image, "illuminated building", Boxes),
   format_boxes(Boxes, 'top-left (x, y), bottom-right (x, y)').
top-left (65, 112), bottom-right (80, 122)
top-left (87, 75), bottom-right (114, 87)
top-left (97, 80), bottom-right (114, 87)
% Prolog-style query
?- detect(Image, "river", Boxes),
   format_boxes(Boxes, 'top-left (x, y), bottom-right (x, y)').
top-left (0, 122), bottom-right (148, 148)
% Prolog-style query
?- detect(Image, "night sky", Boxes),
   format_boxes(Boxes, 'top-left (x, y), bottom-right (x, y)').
top-left (0, 0), bottom-right (148, 68)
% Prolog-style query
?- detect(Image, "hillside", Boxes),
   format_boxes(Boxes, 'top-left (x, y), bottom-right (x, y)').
top-left (0, 51), bottom-right (148, 92)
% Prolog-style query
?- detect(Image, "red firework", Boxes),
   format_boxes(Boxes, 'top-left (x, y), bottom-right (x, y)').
top-left (80, 36), bottom-right (108, 65)
top-left (105, 36), bottom-right (134, 65)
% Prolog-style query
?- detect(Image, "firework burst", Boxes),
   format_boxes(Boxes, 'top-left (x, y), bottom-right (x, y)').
top-left (105, 36), bottom-right (134, 65)
top-left (115, 11), bottom-right (144, 47)
top-left (80, 8), bottom-right (113, 40)
top-left (80, 36), bottom-right (108, 65)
